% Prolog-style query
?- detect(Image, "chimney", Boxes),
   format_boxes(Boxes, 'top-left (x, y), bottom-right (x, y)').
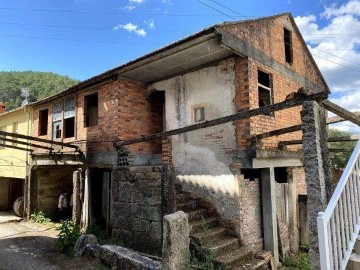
top-left (0, 102), bottom-right (5, 113)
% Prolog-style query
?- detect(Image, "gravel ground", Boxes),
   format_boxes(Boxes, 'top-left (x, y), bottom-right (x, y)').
top-left (0, 221), bottom-right (107, 270)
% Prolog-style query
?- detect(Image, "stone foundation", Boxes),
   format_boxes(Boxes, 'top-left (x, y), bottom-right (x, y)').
top-left (111, 166), bottom-right (163, 256)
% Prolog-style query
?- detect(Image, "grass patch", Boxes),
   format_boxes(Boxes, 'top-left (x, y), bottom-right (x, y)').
top-left (282, 253), bottom-right (311, 270)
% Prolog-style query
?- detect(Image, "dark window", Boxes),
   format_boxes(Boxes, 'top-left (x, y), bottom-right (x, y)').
top-left (258, 70), bottom-right (272, 109)
top-left (38, 109), bottom-right (48, 136)
top-left (64, 117), bottom-right (75, 138)
top-left (275, 167), bottom-right (288, 183)
top-left (84, 93), bottom-right (98, 127)
top-left (284, 28), bottom-right (293, 64)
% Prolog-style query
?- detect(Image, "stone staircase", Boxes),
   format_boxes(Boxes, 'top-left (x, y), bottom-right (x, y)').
top-left (347, 237), bottom-right (360, 270)
top-left (176, 187), bottom-right (269, 269)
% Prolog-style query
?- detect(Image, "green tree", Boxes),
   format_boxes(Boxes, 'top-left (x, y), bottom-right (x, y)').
top-left (0, 71), bottom-right (79, 111)
top-left (328, 129), bottom-right (357, 169)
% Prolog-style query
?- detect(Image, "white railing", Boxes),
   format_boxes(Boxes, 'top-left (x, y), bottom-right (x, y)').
top-left (318, 140), bottom-right (360, 270)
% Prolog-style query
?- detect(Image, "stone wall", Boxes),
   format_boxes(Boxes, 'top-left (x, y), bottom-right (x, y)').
top-left (31, 165), bottom-right (77, 219)
top-left (111, 166), bottom-right (163, 256)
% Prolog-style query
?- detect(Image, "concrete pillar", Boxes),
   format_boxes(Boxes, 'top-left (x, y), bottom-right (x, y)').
top-left (301, 101), bottom-right (332, 269)
top-left (261, 167), bottom-right (279, 266)
top-left (162, 211), bottom-right (190, 270)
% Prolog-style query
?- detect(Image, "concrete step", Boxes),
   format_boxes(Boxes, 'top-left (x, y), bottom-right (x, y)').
top-left (177, 199), bottom-right (200, 212)
top-left (213, 246), bottom-right (253, 269)
top-left (230, 258), bottom-right (268, 270)
top-left (348, 254), bottom-right (360, 270)
top-left (192, 227), bottom-right (228, 245)
top-left (186, 208), bottom-right (208, 222)
top-left (202, 236), bottom-right (239, 257)
top-left (189, 217), bottom-right (219, 234)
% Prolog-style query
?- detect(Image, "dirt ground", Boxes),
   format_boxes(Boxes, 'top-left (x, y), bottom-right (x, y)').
top-left (0, 220), bottom-right (107, 270)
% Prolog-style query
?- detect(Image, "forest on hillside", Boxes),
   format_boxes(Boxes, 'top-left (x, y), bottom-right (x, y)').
top-left (0, 71), bottom-right (79, 111)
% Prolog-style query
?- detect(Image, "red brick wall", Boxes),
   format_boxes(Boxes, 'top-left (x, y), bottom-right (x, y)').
top-left (226, 14), bottom-right (327, 151)
top-left (32, 79), bottom-right (163, 157)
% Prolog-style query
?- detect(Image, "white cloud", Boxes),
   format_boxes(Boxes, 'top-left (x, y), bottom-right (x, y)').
top-left (161, 0), bottom-right (172, 4)
top-left (144, 19), bottom-right (155, 29)
top-left (129, 0), bottom-right (145, 3)
top-left (113, 23), bottom-right (147, 37)
top-left (322, 0), bottom-right (360, 18)
top-left (295, 0), bottom-right (360, 133)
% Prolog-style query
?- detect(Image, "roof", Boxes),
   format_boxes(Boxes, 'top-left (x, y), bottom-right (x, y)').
top-left (31, 12), bottom-right (329, 106)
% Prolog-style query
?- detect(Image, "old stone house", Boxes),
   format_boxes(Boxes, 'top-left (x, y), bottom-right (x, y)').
top-left (26, 12), bottom-right (329, 266)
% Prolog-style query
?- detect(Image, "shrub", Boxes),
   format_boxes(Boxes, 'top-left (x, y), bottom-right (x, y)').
top-left (57, 220), bottom-right (81, 256)
top-left (30, 211), bottom-right (51, 224)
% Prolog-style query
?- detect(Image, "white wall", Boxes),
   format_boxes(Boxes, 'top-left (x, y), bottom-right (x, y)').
top-left (148, 59), bottom-right (241, 222)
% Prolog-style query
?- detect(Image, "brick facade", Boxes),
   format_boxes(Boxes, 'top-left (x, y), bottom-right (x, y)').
top-left (32, 78), bottom-right (163, 161)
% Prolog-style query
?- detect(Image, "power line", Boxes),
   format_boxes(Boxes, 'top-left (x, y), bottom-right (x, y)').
top-left (194, 0), bottom-right (237, 20)
top-left (194, 0), bottom-right (360, 74)
top-left (0, 33), bottom-right (166, 46)
top-left (0, 6), bottom-right (236, 17)
top-left (314, 47), bottom-right (360, 66)
top-left (0, 20), bottom-right (186, 32)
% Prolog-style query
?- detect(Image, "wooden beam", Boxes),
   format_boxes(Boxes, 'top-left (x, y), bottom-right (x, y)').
top-left (279, 135), bottom-right (360, 146)
top-left (255, 125), bottom-right (302, 140)
top-left (116, 92), bottom-right (327, 147)
top-left (0, 131), bottom-right (79, 150)
top-left (0, 137), bottom-right (54, 151)
top-left (321, 100), bottom-right (360, 126)
top-left (327, 111), bottom-right (360, 125)
top-left (1, 144), bottom-right (33, 152)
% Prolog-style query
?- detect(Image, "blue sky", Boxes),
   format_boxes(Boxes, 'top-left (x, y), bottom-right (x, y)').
top-left (0, 0), bottom-right (359, 131)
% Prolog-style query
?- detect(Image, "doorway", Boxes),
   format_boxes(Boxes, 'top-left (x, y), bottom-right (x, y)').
top-left (90, 168), bottom-right (112, 231)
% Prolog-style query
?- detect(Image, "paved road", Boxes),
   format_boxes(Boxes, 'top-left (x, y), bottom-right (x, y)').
top-left (0, 219), bottom-right (105, 270)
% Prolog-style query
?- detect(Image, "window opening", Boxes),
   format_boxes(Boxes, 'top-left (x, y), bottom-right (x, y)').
top-left (53, 101), bottom-right (63, 139)
top-left (84, 93), bottom-right (98, 127)
top-left (258, 70), bottom-right (273, 112)
top-left (193, 107), bottom-right (205, 123)
top-left (284, 28), bottom-right (293, 64)
top-left (64, 97), bottom-right (75, 138)
top-left (38, 109), bottom-right (48, 136)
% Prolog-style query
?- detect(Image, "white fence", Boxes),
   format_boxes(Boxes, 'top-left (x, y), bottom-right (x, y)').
top-left (318, 140), bottom-right (360, 270)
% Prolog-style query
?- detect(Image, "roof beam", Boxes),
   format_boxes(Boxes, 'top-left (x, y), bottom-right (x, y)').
top-left (0, 131), bottom-right (79, 150)
top-left (0, 137), bottom-right (53, 151)
top-left (115, 91), bottom-right (327, 147)
top-left (279, 135), bottom-right (360, 146)
top-left (329, 148), bottom-right (354, 153)
top-left (1, 144), bottom-right (33, 152)
top-left (321, 100), bottom-right (360, 126)
top-left (327, 111), bottom-right (360, 125)
top-left (254, 125), bottom-right (302, 140)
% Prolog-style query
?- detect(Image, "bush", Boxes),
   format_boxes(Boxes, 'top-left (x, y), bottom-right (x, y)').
top-left (30, 211), bottom-right (51, 224)
top-left (57, 220), bottom-right (81, 256)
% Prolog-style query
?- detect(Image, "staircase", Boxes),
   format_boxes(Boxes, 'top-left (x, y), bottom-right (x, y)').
top-left (348, 237), bottom-right (360, 270)
top-left (176, 187), bottom-right (269, 269)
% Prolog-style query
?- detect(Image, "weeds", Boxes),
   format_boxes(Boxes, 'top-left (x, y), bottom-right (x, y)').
top-left (57, 220), bottom-right (81, 256)
top-left (282, 253), bottom-right (311, 270)
top-left (30, 211), bottom-right (51, 224)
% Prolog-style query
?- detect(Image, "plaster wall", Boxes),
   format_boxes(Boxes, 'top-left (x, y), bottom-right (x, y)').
top-left (148, 59), bottom-right (240, 222)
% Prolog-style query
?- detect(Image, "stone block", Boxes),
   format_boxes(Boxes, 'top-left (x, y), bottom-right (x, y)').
top-left (162, 211), bottom-right (190, 270)
top-left (136, 205), bottom-right (161, 222)
top-left (133, 218), bottom-right (150, 233)
top-left (134, 233), bottom-right (162, 256)
top-left (73, 234), bottom-right (98, 257)
top-left (149, 221), bottom-right (162, 240)
top-left (112, 229), bottom-right (134, 248)
top-left (99, 245), bottom-right (161, 270)
top-left (144, 195), bottom-right (161, 206)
